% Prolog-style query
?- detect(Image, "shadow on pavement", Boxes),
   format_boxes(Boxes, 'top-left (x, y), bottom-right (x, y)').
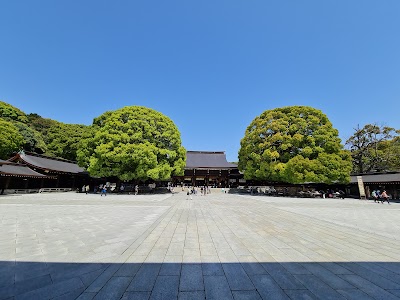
top-left (1, 261), bottom-right (400, 299)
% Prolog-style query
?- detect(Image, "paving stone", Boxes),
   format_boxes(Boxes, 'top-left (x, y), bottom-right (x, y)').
top-left (202, 262), bottom-right (224, 276)
top-left (338, 262), bottom-right (400, 290)
top-left (15, 277), bottom-right (84, 300)
top-left (149, 275), bottom-right (179, 299)
top-left (0, 284), bottom-right (14, 300)
top-left (337, 289), bottom-right (375, 300)
top-left (284, 289), bottom-right (318, 300)
top-left (2, 192), bottom-right (400, 300)
top-left (388, 290), bottom-right (400, 297)
top-left (204, 275), bottom-right (233, 300)
top-left (80, 269), bottom-right (107, 288)
top-left (76, 293), bottom-right (97, 300)
top-left (294, 274), bottom-right (347, 300)
top-left (222, 263), bottom-right (255, 290)
top-left (180, 264), bottom-right (204, 291)
top-left (93, 276), bottom-right (131, 300)
top-left (261, 263), bottom-right (305, 290)
top-left (115, 263), bottom-right (142, 277)
top-left (178, 291), bottom-right (205, 300)
top-left (121, 291), bottom-right (151, 300)
top-left (85, 264), bottom-right (120, 293)
top-left (301, 263), bottom-right (354, 290)
top-left (14, 274), bottom-right (52, 296)
top-left (339, 274), bottom-right (400, 300)
top-left (127, 264), bottom-right (161, 292)
top-left (232, 290), bottom-right (262, 300)
top-left (53, 287), bottom-right (85, 300)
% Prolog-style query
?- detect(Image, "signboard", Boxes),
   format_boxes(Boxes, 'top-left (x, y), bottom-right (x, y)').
top-left (357, 176), bottom-right (366, 199)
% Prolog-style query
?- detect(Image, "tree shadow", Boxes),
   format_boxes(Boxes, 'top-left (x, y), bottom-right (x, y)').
top-left (1, 260), bottom-right (400, 299)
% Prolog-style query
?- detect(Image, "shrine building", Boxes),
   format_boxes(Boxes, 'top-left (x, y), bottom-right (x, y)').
top-left (173, 151), bottom-right (242, 187)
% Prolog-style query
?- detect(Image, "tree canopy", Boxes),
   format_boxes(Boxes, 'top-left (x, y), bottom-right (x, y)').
top-left (0, 101), bottom-right (92, 161)
top-left (0, 119), bottom-right (24, 159)
top-left (238, 106), bottom-right (352, 184)
top-left (0, 101), bottom-right (28, 123)
top-left (346, 124), bottom-right (400, 173)
top-left (77, 106), bottom-right (186, 181)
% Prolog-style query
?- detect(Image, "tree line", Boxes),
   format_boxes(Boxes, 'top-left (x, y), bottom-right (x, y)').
top-left (1, 101), bottom-right (399, 184)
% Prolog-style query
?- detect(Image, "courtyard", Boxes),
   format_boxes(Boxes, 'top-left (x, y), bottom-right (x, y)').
top-left (0, 191), bottom-right (400, 300)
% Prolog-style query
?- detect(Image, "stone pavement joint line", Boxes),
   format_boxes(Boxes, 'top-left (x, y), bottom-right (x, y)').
top-left (0, 192), bottom-right (400, 299)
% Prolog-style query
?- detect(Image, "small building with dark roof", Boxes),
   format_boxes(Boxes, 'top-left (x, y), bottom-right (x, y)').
top-left (349, 172), bottom-right (400, 199)
top-left (173, 151), bottom-right (242, 187)
top-left (0, 159), bottom-right (56, 194)
top-left (8, 151), bottom-right (89, 189)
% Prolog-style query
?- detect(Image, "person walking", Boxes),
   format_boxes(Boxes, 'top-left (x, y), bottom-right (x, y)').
top-left (186, 186), bottom-right (192, 200)
top-left (101, 185), bottom-right (107, 196)
top-left (381, 190), bottom-right (390, 204)
top-left (371, 190), bottom-right (378, 202)
top-left (135, 185), bottom-right (139, 195)
top-left (85, 185), bottom-right (90, 194)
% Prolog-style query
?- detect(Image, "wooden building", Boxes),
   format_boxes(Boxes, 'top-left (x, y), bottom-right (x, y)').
top-left (0, 159), bottom-right (55, 194)
top-left (173, 151), bottom-right (242, 187)
top-left (8, 151), bottom-right (89, 189)
top-left (349, 172), bottom-right (400, 199)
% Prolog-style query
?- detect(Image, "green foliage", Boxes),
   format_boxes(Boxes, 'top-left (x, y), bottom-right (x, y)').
top-left (0, 102), bottom-right (46, 154)
top-left (0, 102), bottom-right (92, 161)
top-left (77, 106), bottom-right (186, 181)
top-left (238, 106), bottom-right (352, 184)
top-left (0, 101), bottom-right (28, 123)
top-left (346, 124), bottom-right (400, 173)
top-left (0, 119), bottom-right (24, 159)
top-left (46, 123), bottom-right (94, 161)
top-left (13, 122), bottom-right (47, 153)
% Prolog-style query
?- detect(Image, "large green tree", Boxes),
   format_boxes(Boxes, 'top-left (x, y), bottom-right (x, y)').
top-left (0, 119), bottom-right (24, 159)
top-left (46, 123), bottom-right (93, 161)
top-left (0, 102), bottom-right (47, 153)
top-left (27, 113), bottom-right (92, 161)
top-left (0, 101), bottom-right (28, 123)
top-left (346, 124), bottom-right (400, 173)
top-left (77, 106), bottom-right (186, 181)
top-left (238, 106), bottom-right (352, 184)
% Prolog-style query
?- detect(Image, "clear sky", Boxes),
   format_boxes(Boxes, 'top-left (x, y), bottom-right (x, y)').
top-left (1, 1), bottom-right (399, 162)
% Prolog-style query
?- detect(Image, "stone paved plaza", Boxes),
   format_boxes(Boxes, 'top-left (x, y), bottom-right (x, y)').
top-left (1, 191), bottom-right (400, 300)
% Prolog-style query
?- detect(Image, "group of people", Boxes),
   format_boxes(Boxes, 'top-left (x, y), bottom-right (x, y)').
top-left (81, 185), bottom-right (90, 194)
top-left (371, 190), bottom-right (390, 203)
top-left (186, 186), bottom-right (211, 199)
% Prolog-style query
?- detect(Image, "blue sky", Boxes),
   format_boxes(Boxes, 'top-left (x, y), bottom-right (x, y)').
top-left (1, 1), bottom-right (399, 162)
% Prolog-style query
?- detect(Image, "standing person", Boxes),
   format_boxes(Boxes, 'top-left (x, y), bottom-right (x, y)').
top-left (85, 185), bottom-right (90, 194)
top-left (135, 185), bottom-right (139, 195)
top-left (376, 190), bottom-right (381, 202)
top-left (381, 190), bottom-right (390, 204)
top-left (371, 190), bottom-right (378, 202)
top-left (186, 186), bottom-right (192, 200)
top-left (101, 185), bottom-right (107, 196)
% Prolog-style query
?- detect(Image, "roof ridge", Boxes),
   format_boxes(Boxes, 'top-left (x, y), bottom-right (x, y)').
top-left (21, 151), bottom-right (78, 164)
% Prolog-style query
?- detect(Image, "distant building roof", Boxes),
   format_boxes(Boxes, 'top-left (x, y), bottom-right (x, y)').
top-left (350, 173), bottom-right (400, 184)
top-left (9, 151), bottom-right (86, 174)
top-left (186, 151), bottom-right (238, 169)
top-left (0, 160), bottom-right (50, 178)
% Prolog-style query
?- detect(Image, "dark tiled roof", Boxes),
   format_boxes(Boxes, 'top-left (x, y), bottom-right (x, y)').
top-left (186, 151), bottom-right (238, 169)
top-left (16, 152), bottom-right (86, 174)
top-left (351, 173), bottom-right (400, 184)
top-left (0, 161), bottom-right (49, 178)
